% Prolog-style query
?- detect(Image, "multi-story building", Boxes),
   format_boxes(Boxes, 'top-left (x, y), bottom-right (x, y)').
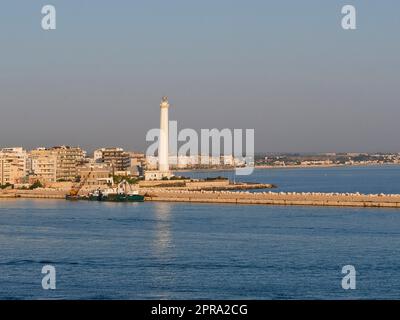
top-left (29, 146), bottom-right (85, 182)
top-left (29, 148), bottom-right (58, 183)
top-left (175, 155), bottom-right (200, 169)
top-left (148, 154), bottom-right (242, 170)
top-left (128, 152), bottom-right (145, 167)
top-left (145, 155), bottom-right (158, 170)
top-left (77, 163), bottom-right (112, 187)
top-left (52, 146), bottom-right (85, 181)
top-left (94, 147), bottom-right (131, 172)
top-left (0, 147), bottom-right (28, 185)
top-left (221, 155), bottom-right (234, 166)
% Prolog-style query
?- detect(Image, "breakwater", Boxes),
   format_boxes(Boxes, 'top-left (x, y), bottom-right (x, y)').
top-left (0, 190), bottom-right (65, 199)
top-left (144, 190), bottom-right (400, 208)
top-left (3, 189), bottom-right (400, 208)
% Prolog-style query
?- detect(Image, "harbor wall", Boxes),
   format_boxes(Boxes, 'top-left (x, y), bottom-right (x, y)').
top-left (0, 189), bottom-right (65, 199)
top-left (144, 190), bottom-right (400, 208)
top-left (3, 188), bottom-right (400, 208)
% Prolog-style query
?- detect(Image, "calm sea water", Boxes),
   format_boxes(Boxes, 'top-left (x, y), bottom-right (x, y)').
top-left (1, 166), bottom-right (400, 300)
top-left (177, 165), bottom-right (400, 194)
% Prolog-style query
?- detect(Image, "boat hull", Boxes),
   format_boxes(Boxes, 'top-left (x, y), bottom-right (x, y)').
top-left (88, 193), bottom-right (145, 202)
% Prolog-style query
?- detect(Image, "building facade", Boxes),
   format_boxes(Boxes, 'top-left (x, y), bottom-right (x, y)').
top-left (94, 147), bottom-right (131, 172)
top-left (29, 146), bottom-right (85, 182)
top-left (52, 146), bottom-right (85, 181)
top-left (29, 148), bottom-right (58, 183)
top-left (0, 148), bottom-right (28, 185)
top-left (77, 164), bottom-right (112, 187)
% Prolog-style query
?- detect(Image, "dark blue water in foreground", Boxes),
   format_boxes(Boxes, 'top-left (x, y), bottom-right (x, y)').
top-left (1, 166), bottom-right (400, 299)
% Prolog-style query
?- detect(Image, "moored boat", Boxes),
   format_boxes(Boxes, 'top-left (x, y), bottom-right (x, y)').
top-left (88, 189), bottom-right (144, 202)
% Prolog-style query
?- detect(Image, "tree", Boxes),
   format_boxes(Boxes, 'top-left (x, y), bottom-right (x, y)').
top-left (0, 183), bottom-right (13, 190)
top-left (30, 181), bottom-right (44, 190)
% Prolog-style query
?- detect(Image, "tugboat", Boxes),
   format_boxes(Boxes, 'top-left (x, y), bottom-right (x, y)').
top-left (88, 180), bottom-right (145, 202)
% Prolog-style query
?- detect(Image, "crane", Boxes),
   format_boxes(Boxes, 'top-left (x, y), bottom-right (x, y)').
top-left (67, 168), bottom-right (93, 199)
top-left (116, 179), bottom-right (136, 194)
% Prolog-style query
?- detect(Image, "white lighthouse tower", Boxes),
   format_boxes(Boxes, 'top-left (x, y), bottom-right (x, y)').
top-left (144, 97), bottom-right (173, 180)
top-left (159, 96), bottom-right (170, 173)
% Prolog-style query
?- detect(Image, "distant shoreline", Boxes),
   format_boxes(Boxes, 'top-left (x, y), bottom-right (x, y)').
top-left (174, 163), bottom-right (400, 173)
top-left (255, 163), bottom-right (400, 169)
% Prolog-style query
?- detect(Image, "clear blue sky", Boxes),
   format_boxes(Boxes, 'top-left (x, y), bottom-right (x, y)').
top-left (0, 0), bottom-right (399, 153)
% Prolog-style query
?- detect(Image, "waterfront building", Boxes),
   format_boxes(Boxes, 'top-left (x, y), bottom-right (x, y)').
top-left (94, 147), bottom-right (131, 172)
top-left (176, 155), bottom-right (199, 169)
top-left (199, 154), bottom-right (210, 166)
top-left (167, 155), bottom-right (199, 169)
top-left (29, 148), bottom-right (57, 183)
top-left (0, 147), bottom-right (28, 185)
top-left (210, 156), bottom-right (221, 166)
top-left (77, 163), bottom-right (112, 187)
top-left (128, 152), bottom-right (145, 177)
top-left (221, 155), bottom-right (234, 166)
top-left (234, 157), bottom-right (246, 167)
top-left (147, 152), bottom-right (244, 170)
top-left (52, 146), bottom-right (85, 181)
top-left (198, 155), bottom-right (222, 166)
top-left (145, 155), bottom-right (158, 170)
top-left (128, 152), bottom-right (146, 167)
top-left (29, 146), bottom-right (85, 182)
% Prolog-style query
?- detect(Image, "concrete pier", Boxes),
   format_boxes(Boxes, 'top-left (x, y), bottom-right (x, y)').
top-left (3, 189), bottom-right (400, 208)
top-left (144, 190), bottom-right (400, 208)
top-left (0, 190), bottom-right (65, 199)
